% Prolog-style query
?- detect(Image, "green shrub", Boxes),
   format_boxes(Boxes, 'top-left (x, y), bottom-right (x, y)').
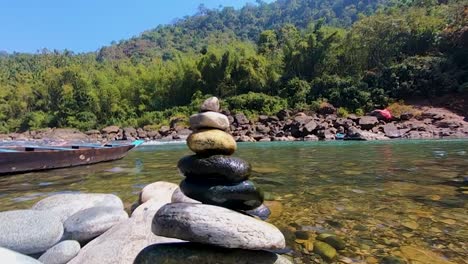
top-left (337, 107), bottom-right (349, 118)
top-left (226, 92), bottom-right (287, 115)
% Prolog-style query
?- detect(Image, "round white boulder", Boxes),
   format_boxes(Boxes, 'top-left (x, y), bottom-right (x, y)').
top-left (38, 240), bottom-right (81, 264)
top-left (0, 210), bottom-right (63, 254)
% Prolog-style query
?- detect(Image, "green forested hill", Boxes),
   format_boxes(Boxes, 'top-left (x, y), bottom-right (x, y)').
top-left (0, 0), bottom-right (466, 132)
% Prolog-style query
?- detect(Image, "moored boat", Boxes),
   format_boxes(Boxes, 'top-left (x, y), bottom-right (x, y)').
top-left (0, 140), bottom-right (144, 175)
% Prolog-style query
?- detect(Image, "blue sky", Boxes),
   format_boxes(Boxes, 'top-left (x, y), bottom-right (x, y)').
top-left (1, 0), bottom-right (270, 53)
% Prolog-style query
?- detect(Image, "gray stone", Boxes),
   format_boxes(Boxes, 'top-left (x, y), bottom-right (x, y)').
top-left (359, 116), bottom-right (379, 130)
top-left (63, 206), bottom-right (128, 242)
top-left (0, 210), bottom-right (63, 254)
top-left (152, 203), bottom-right (286, 250)
top-left (200, 97), bottom-right (220, 112)
top-left (190, 112), bottom-right (230, 130)
top-left (140, 181), bottom-right (178, 204)
top-left (234, 113), bottom-right (249, 125)
top-left (0, 247), bottom-right (42, 264)
top-left (69, 182), bottom-right (181, 264)
top-left (345, 127), bottom-right (389, 141)
top-left (171, 187), bottom-right (201, 204)
top-left (32, 193), bottom-right (124, 222)
top-left (382, 123), bottom-right (401, 138)
top-left (134, 243), bottom-right (293, 264)
top-left (38, 240), bottom-right (81, 264)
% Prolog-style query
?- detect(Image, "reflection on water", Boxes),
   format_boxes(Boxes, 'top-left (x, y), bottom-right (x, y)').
top-left (0, 140), bottom-right (467, 263)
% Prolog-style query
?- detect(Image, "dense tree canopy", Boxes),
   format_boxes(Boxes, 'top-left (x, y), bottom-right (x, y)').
top-left (0, 0), bottom-right (466, 132)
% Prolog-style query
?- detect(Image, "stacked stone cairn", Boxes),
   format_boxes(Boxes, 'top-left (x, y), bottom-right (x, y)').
top-left (138, 97), bottom-right (292, 263)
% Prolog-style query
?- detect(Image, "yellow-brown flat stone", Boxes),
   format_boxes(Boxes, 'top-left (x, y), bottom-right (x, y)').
top-left (187, 129), bottom-right (236, 155)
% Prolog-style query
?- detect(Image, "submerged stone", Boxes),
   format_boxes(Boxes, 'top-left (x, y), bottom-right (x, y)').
top-left (190, 112), bottom-right (230, 131)
top-left (180, 179), bottom-right (263, 210)
top-left (178, 155), bottom-right (251, 183)
top-left (317, 233), bottom-right (346, 250)
top-left (313, 241), bottom-right (337, 261)
top-left (187, 129), bottom-right (237, 155)
top-left (134, 243), bottom-right (292, 264)
top-left (152, 203), bottom-right (286, 250)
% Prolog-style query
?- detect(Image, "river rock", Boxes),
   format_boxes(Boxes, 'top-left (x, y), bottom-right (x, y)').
top-left (140, 181), bottom-right (179, 203)
top-left (134, 243), bottom-right (292, 264)
top-left (63, 206), bottom-right (128, 242)
top-left (200, 97), bottom-right (220, 112)
top-left (399, 246), bottom-right (455, 264)
top-left (187, 129), bottom-right (237, 155)
top-left (180, 179), bottom-right (263, 210)
top-left (190, 112), bottom-right (229, 131)
top-left (152, 203), bottom-right (285, 250)
top-left (69, 183), bottom-right (181, 264)
top-left (244, 204), bottom-right (271, 220)
top-left (171, 187), bottom-right (201, 203)
top-left (38, 240), bottom-right (81, 264)
top-left (0, 247), bottom-right (42, 264)
top-left (0, 210), bottom-right (63, 254)
top-left (178, 155), bottom-right (251, 183)
top-left (313, 241), bottom-right (337, 261)
top-left (32, 193), bottom-right (124, 222)
top-left (317, 233), bottom-right (346, 250)
top-left (359, 116), bottom-right (379, 130)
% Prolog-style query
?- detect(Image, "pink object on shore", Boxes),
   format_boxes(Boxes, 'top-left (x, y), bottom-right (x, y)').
top-left (379, 109), bottom-right (392, 120)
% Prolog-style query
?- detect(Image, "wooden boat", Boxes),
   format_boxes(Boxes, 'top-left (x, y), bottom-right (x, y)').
top-left (0, 140), bottom-right (144, 175)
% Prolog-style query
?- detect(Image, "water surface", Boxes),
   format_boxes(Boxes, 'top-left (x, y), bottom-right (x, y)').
top-left (0, 140), bottom-right (467, 263)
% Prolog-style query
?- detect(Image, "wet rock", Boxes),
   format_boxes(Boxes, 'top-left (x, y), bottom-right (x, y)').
top-left (63, 206), bottom-right (128, 242)
top-left (200, 97), bottom-right (220, 112)
top-left (399, 246), bottom-right (455, 264)
top-left (294, 231), bottom-right (309, 240)
top-left (317, 233), bottom-right (345, 250)
top-left (304, 135), bottom-right (319, 141)
top-left (190, 112), bottom-right (230, 131)
top-left (264, 201), bottom-right (283, 218)
top-left (32, 193), bottom-right (124, 222)
top-left (134, 243), bottom-right (292, 264)
top-left (187, 129), bottom-right (237, 155)
top-left (0, 210), bottom-right (63, 254)
top-left (178, 155), bottom-right (251, 183)
top-left (244, 204), bottom-right (271, 220)
top-left (140, 181), bottom-right (179, 204)
top-left (359, 116), bottom-right (379, 130)
top-left (171, 187), bottom-right (201, 203)
top-left (152, 203), bottom-right (286, 250)
top-left (313, 241), bottom-right (337, 261)
top-left (180, 179), bottom-right (263, 210)
top-left (380, 256), bottom-right (406, 264)
top-left (0, 247), bottom-right (42, 264)
top-left (38, 240), bottom-right (81, 264)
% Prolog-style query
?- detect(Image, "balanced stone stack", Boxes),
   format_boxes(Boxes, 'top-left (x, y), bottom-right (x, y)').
top-left (141, 97), bottom-right (291, 263)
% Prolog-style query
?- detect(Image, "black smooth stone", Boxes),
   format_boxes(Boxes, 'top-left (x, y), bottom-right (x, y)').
top-left (178, 155), bottom-right (251, 183)
top-left (244, 204), bottom-right (271, 220)
top-left (180, 179), bottom-right (264, 210)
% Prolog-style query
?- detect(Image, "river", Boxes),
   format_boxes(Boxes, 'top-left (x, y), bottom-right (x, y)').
top-left (0, 140), bottom-right (466, 263)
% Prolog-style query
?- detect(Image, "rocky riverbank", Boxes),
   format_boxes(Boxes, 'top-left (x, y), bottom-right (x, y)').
top-left (1, 105), bottom-right (467, 144)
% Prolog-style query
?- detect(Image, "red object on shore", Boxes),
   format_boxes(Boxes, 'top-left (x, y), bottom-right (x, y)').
top-left (379, 109), bottom-right (392, 120)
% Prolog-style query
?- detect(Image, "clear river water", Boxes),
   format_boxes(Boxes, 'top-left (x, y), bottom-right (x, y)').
top-left (0, 140), bottom-right (467, 263)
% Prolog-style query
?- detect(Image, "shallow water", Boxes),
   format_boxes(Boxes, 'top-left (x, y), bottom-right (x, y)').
top-left (0, 140), bottom-right (467, 263)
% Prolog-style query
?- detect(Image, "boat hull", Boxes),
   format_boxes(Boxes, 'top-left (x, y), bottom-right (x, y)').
top-left (0, 145), bottom-right (135, 175)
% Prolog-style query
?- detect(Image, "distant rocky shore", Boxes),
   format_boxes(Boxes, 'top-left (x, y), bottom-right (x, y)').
top-left (1, 106), bottom-right (467, 143)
